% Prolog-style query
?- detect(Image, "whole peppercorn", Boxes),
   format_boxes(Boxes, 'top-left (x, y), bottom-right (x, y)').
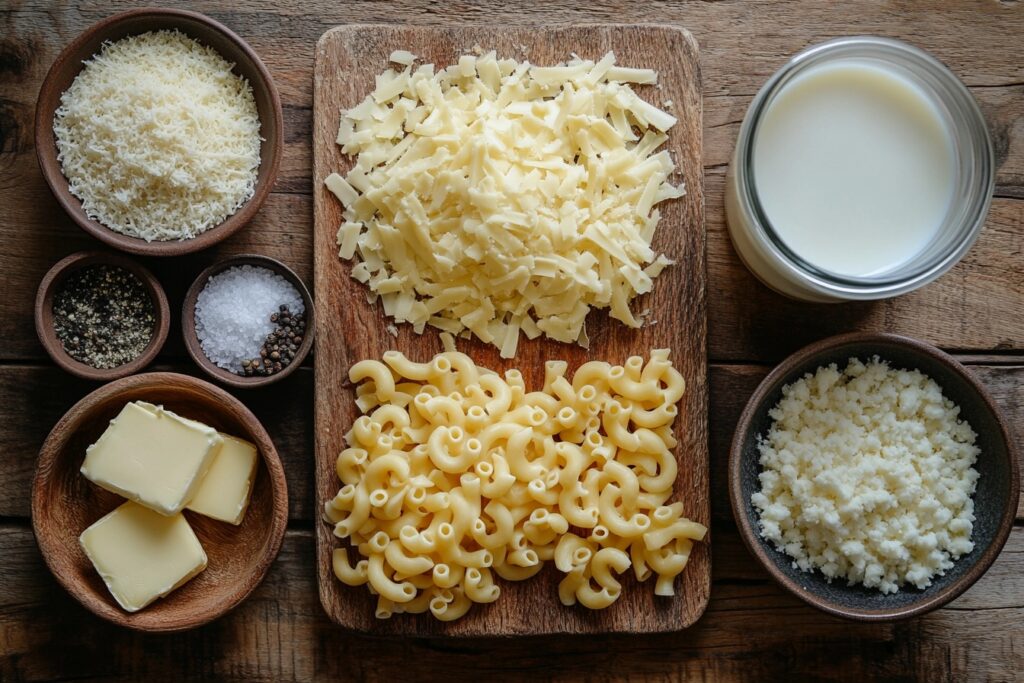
top-left (250, 307), bottom-right (306, 377)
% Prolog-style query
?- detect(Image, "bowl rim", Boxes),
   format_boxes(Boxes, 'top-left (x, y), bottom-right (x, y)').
top-left (728, 331), bottom-right (1021, 621)
top-left (33, 7), bottom-right (283, 257)
top-left (31, 371), bottom-right (289, 632)
top-left (34, 250), bottom-right (171, 381)
top-left (182, 254), bottom-right (316, 389)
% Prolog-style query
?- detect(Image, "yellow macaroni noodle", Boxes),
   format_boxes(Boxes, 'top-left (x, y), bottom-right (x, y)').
top-left (326, 349), bottom-right (707, 621)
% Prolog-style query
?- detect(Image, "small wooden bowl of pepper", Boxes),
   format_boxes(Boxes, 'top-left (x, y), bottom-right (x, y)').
top-left (182, 254), bottom-right (315, 389)
top-left (35, 250), bottom-right (171, 381)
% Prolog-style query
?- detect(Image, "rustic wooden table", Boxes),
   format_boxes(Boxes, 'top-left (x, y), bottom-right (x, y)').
top-left (1, 1), bottom-right (1021, 681)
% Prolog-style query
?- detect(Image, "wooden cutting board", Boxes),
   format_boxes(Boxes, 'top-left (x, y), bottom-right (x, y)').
top-left (313, 24), bottom-right (708, 636)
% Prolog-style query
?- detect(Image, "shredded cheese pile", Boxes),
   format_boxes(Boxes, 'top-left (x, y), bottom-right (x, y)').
top-left (325, 51), bottom-right (683, 357)
top-left (53, 30), bottom-right (262, 241)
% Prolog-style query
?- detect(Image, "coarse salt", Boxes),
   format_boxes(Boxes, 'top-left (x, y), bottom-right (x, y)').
top-left (194, 265), bottom-right (304, 372)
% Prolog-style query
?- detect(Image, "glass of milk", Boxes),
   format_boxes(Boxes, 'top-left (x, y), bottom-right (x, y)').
top-left (726, 37), bottom-right (993, 302)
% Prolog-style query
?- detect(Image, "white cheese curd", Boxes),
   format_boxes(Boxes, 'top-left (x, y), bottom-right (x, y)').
top-left (751, 357), bottom-right (980, 593)
top-left (325, 51), bottom-right (683, 357)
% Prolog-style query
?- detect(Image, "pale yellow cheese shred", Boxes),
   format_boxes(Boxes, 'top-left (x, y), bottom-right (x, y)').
top-left (326, 51), bottom-right (683, 357)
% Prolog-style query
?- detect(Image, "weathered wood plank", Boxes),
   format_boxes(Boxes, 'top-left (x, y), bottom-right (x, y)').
top-left (704, 178), bottom-right (1024, 361)
top-left (0, 364), bottom-right (315, 521)
top-left (0, 179), bottom-right (313, 361)
top-left (2, 363), bottom-right (1020, 523)
top-left (2, 2), bottom-right (1023, 362)
top-left (1, 170), bottom-right (1021, 363)
top-left (1, 523), bottom-right (1022, 681)
top-left (1, 1), bottom-right (1022, 678)
top-left (5, 0), bottom-right (1023, 193)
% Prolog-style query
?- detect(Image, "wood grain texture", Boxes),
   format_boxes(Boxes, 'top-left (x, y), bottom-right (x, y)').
top-left (312, 24), bottom-right (708, 635)
top-left (1, 1), bottom-right (1022, 363)
top-left (1, 0), bottom-right (1023, 678)
top-left (2, 523), bottom-right (1023, 682)
top-left (0, 362), bottom-right (1020, 677)
top-left (1, 363), bottom-right (1021, 524)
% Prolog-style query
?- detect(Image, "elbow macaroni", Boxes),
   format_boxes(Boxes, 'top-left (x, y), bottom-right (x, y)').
top-left (327, 349), bottom-right (706, 621)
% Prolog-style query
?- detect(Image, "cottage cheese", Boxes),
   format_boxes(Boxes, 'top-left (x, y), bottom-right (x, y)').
top-left (751, 357), bottom-right (980, 593)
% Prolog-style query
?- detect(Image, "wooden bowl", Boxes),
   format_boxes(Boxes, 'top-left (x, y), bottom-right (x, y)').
top-left (35, 250), bottom-right (170, 381)
top-left (729, 332), bottom-right (1020, 621)
top-left (34, 7), bottom-right (283, 256)
top-left (32, 372), bottom-right (289, 632)
top-left (182, 255), bottom-right (315, 389)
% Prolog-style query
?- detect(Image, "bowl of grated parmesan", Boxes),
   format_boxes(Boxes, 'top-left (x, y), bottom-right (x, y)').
top-left (729, 332), bottom-right (1019, 621)
top-left (35, 8), bottom-right (283, 256)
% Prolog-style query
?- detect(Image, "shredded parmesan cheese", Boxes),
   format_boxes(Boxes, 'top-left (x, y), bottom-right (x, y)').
top-left (326, 51), bottom-right (683, 357)
top-left (53, 30), bottom-right (262, 241)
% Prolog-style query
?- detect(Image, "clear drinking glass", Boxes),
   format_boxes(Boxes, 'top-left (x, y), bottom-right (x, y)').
top-left (725, 36), bottom-right (994, 302)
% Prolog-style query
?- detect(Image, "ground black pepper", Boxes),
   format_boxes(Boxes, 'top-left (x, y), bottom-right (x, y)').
top-left (242, 305), bottom-right (306, 377)
top-left (52, 265), bottom-right (155, 369)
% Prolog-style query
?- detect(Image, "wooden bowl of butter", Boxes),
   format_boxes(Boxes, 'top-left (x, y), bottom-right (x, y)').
top-left (32, 372), bottom-right (288, 631)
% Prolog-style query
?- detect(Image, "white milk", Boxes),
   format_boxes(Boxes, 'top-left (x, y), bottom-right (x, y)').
top-left (752, 60), bottom-right (956, 277)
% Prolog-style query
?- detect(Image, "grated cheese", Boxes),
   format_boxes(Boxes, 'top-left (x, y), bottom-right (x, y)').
top-left (325, 51), bottom-right (683, 357)
top-left (53, 30), bottom-right (262, 241)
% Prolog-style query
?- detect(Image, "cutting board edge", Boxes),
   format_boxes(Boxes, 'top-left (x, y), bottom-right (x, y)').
top-left (312, 23), bottom-right (709, 636)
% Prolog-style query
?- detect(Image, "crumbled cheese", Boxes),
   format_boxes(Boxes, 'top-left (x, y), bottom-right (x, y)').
top-left (53, 30), bottom-right (262, 241)
top-left (389, 50), bottom-right (415, 66)
top-left (326, 51), bottom-right (683, 357)
top-left (752, 357), bottom-right (980, 594)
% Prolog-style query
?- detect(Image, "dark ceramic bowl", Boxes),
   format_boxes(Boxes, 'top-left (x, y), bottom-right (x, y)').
top-left (729, 332), bottom-right (1019, 621)
top-left (182, 255), bottom-right (315, 389)
top-left (34, 8), bottom-right (282, 256)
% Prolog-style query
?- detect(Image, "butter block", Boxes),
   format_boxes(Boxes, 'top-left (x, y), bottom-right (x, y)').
top-left (79, 501), bottom-right (208, 612)
top-left (186, 433), bottom-right (259, 525)
top-left (81, 401), bottom-right (223, 515)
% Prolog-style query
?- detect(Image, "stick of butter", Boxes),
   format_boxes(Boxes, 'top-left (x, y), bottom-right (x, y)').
top-left (186, 433), bottom-right (259, 525)
top-left (81, 401), bottom-right (223, 515)
top-left (79, 501), bottom-right (208, 612)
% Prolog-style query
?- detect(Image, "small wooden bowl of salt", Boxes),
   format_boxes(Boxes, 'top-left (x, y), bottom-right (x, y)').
top-left (183, 255), bottom-right (315, 389)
